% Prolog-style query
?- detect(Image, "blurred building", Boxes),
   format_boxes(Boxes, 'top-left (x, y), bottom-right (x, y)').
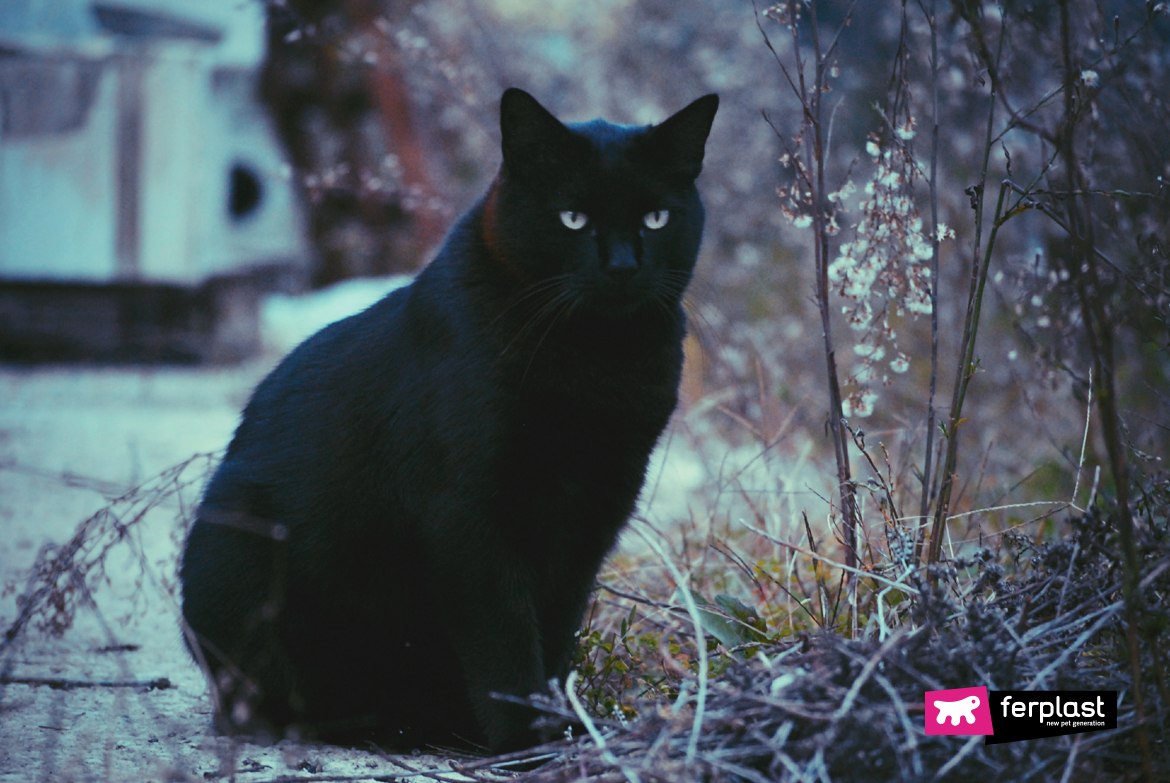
top-left (0, 0), bottom-right (309, 362)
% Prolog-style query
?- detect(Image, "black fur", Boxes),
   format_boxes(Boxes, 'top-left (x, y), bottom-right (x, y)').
top-left (179, 88), bottom-right (718, 751)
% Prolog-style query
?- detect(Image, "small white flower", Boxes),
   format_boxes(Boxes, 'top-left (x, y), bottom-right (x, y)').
top-left (905, 298), bottom-right (932, 315)
top-left (852, 391), bottom-right (879, 418)
top-left (848, 301), bottom-right (873, 330)
top-left (936, 223), bottom-right (956, 241)
top-left (792, 214), bottom-right (812, 228)
top-left (1008, 349), bottom-right (1019, 361)
top-left (911, 235), bottom-right (933, 261)
top-left (890, 354), bottom-right (910, 373)
top-left (828, 256), bottom-right (850, 282)
top-left (1037, 316), bottom-right (1051, 328)
top-left (866, 140), bottom-right (881, 158)
top-left (1080, 69), bottom-right (1099, 87)
top-left (895, 122), bottom-right (915, 140)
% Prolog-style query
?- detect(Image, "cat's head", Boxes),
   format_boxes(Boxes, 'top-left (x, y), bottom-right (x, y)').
top-left (481, 89), bottom-right (718, 319)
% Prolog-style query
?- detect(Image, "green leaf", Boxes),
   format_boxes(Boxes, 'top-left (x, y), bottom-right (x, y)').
top-left (678, 590), bottom-right (767, 660)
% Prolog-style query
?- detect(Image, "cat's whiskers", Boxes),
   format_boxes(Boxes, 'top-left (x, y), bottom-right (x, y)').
top-left (520, 289), bottom-right (584, 384)
top-left (652, 272), bottom-right (717, 351)
top-left (490, 274), bottom-right (577, 329)
top-left (499, 281), bottom-right (578, 359)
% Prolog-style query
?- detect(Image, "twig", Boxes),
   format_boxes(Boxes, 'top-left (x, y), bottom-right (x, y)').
top-left (831, 628), bottom-right (907, 720)
top-left (930, 735), bottom-right (982, 782)
top-left (739, 518), bottom-right (921, 595)
top-left (917, 0), bottom-right (942, 564)
top-left (1026, 600), bottom-right (1125, 688)
top-left (633, 520), bottom-right (706, 767)
top-left (1059, 733), bottom-right (1083, 783)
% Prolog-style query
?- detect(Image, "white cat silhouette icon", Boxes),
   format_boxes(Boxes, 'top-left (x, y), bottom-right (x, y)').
top-left (934, 695), bottom-right (981, 725)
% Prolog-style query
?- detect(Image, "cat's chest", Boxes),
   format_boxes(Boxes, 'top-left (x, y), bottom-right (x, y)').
top-left (510, 331), bottom-right (680, 428)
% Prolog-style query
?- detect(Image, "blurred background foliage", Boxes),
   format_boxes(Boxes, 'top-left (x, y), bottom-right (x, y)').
top-left (261, 0), bottom-right (1168, 539)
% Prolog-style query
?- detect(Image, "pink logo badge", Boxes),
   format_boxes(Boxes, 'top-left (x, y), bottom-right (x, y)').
top-left (925, 686), bottom-right (994, 736)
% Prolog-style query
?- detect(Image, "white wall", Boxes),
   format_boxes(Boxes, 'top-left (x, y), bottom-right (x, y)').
top-left (0, 0), bottom-right (308, 286)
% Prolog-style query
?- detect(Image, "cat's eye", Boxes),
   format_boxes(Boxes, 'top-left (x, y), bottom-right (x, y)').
top-left (643, 210), bottom-right (670, 230)
top-left (559, 211), bottom-right (589, 230)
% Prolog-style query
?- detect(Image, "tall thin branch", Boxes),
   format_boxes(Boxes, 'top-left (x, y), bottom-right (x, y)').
top-left (1054, 1), bottom-right (1150, 775)
top-left (926, 3), bottom-right (1007, 579)
top-left (915, 0), bottom-right (941, 562)
top-left (807, 0), bottom-right (860, 578)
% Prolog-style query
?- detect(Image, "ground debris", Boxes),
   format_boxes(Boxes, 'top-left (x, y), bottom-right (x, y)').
top-left (478, 504), bottom-right (1170, 782)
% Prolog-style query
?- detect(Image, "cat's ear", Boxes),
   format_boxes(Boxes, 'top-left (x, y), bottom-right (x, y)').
top-left (644, 94), bottom-right (719, 182)
top-left (499, 88), bottom-right (577, 180)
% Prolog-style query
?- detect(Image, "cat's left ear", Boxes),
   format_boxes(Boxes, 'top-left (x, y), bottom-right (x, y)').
top-left (645, 94), bottom-right (719, 182)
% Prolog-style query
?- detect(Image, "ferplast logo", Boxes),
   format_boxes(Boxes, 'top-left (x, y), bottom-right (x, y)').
top-left (925, 688), bottom-right (1118, 744)
top-left (984, 690), bottom-right (1117, 745)
top-left (925, 687), bottom-right (994, 736)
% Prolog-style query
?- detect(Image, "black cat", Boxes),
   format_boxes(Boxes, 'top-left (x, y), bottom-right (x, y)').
top-left (179, 88), bottom-right (718, 752)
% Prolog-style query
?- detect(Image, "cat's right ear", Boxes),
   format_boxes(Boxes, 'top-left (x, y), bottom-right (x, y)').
top-left (644, 94), bottom-right (719, 183)
top-left (500, 88), bottom-right (577, 180)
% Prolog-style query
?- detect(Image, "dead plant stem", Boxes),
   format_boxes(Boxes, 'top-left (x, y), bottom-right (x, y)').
top-left (1055, 1), bottom-right (1150, 775)
top-left (916, 0), bottom-right (941, 563)
top-left (926, 6), bottom-right (1007, 580)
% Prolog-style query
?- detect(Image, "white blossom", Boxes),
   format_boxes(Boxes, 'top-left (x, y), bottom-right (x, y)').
top-left (850, 390), bottom-right (879, 418)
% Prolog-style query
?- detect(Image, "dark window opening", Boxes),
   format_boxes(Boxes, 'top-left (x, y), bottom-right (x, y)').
top-left (229, 164), bottom-right (263, 221)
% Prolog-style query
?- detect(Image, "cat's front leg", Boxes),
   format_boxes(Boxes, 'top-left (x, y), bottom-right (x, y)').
top-left (431, 545), bottom-right (548, 750)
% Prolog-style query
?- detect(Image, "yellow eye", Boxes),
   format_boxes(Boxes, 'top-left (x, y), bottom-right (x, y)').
top-left (643, 210), bottom-right (669, 230)
top-left (559, 211), bottom-right (588, 230)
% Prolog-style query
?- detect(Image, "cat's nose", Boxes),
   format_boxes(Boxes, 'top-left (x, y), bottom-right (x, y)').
top-left (604, 243), bottom-right (639, 281)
